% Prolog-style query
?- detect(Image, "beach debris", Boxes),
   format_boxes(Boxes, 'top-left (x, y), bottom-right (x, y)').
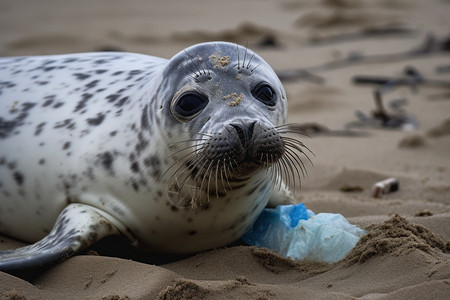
top-left (277, 34), bottom-right (450, 83)
top-left (242, 203), bottom-right (366, 263)
top-left (415, 209), bottom-right (433, 217)
top-left (346, 90), bottom-right (419, 130)
top-left (371, 178), bottom-right (399, 198)
top-left (256, 34), bottom-right (282, 49)
top-left (339, 184), bottom-right (364, 192)
top-left (308, 24), bottom-right (417, 45)
top-left (398, 134), bottom-right (426, 148)
top-left (352, 71), bottom-right (450, 90)
top-left (346, 66), bottom-right (432, 130)
top-left (414, 209), bottom-right (433, 217)
top-left (289, 33), bottom-right (450, 75)
top-left (290, 122), bottom-right (369, 137)
top-left (276, 69), bottom-right (325, 84)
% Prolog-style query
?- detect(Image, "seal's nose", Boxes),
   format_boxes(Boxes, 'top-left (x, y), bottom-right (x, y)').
top-left (230, 121), bottom-right (256, 147)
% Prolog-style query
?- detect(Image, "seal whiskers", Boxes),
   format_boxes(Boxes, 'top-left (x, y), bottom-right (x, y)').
top-left (163, 123), bottom-right (312, 208)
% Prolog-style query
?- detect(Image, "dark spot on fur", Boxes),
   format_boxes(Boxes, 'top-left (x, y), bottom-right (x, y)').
top-left (54, 119), bottom-right (73, 129)
top-left (34, 122), bottom-right (46, 136)
top-left (22, 102), bottom-right (37, 112)
top-left (110, 131), bottom-right (117, 136)
top-left (42, 95), bottom-right (56, 107)
top-left (94, 59), bottom-right (109, 64)
top-left (12, 171), bottom-right (24, 185)
top-left (140, 105), bottom-right (150, 129)
top-left (98, 152), bottom-right (114, 173)
top-left (114, 97), bottom-right (129, 107)
top-left (42, 59), bottom-right (56, 65)
top-left (43, 66), bottom-right (56, 72)
top-left (129, 70), bottom-right (143, 76)
top-left (144, 156), bottom-right (162, 178)
top-left (135, 133), bottom-right (149, 154)
top-left (95, 69), bottom-right (107, 74)
top-left (63, 141), bottom-right (71, 150)
top-left (112, 71), bottom-right (123, 76)
top-left (73, 73), bottom-right (91, 80)
top-left (188, 230), bottom-right (197, 235)
top-left (0, 81), bottom-right (17, 92)
top-left (86, 113), bottom-right (105, 126)
top-left (53, 102), bottom-right (64, 109)
top-left (39, 158), bottom-right (46, 165)
top-left (0, 111), bottom-right (29, 139)
top-left (74, 93), bottom-right (93, 113)
top-left (106, 94), bottom-right (120, 103)
top-left (130, 161), bottom-right (140, 173)
top-left (63, 58), bottom-right (78, 63)
top-left (85, 80), bottom-right (99, 90)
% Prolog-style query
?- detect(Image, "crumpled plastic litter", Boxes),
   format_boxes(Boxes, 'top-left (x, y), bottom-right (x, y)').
top-left (241, 203), bottom-right (366, 263)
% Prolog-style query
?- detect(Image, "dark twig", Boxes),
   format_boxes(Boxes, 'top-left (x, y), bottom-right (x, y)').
top-left (309, 25), bottom-right (417, 45)
top-left (276, 69), bottom-right (325, 84)
top-left (352, 75), bottom-right (450, 89)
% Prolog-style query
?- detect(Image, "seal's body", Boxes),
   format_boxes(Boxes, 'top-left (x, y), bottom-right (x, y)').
top-left (0, 42), bottom-right (309, 274)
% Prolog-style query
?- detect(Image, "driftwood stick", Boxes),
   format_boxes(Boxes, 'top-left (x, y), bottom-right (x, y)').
top-left (352, 75), bottom-right (450, 89)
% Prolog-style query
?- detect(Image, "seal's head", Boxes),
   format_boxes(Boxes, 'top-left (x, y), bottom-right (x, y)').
top-left (156, 42), bottom-right (311, 207)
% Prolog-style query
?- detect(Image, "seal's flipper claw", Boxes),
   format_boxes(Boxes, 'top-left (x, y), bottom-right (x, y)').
top-left (0, 203), bottom-right (120, 276)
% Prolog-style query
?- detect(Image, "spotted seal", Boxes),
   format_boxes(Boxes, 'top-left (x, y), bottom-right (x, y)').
top-left (0, 42), bottom-right (311, 274)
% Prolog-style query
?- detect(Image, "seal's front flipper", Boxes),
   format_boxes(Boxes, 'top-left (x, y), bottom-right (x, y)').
top-left (0, 203), bottom-right (120, 277)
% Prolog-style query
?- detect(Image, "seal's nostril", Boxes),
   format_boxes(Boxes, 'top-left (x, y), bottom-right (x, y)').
top-left (231, 121), bottom-right (256, 147)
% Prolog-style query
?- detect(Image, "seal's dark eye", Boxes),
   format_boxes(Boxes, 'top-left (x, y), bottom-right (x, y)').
top-left (252, 83), bottom-right (276, 106)
top-left (174, 92), bottom-right (208, 117)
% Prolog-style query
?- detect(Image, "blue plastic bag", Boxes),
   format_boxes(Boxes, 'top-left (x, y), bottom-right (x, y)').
top-left (241, 203), bottom-right (365, 263)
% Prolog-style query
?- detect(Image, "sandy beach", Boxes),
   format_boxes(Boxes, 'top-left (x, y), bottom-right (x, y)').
top-left (0, 0), bottom-right (449, 299)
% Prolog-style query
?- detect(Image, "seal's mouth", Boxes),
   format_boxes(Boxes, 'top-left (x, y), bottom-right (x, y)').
top-left (164, 123), bottom-right (313, 208)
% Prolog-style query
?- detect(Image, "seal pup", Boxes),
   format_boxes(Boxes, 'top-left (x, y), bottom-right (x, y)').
top-left (0, 42), bottom-right (311, 274)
